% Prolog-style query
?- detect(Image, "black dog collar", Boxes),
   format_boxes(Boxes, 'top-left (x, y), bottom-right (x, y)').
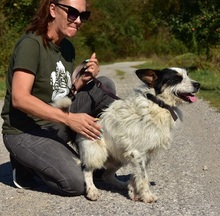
top-left (146, 93), bottom-right (178, 121)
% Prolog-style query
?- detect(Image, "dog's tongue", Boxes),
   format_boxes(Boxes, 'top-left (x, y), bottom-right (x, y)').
top-left (188, 95), bottom-right (197, 103)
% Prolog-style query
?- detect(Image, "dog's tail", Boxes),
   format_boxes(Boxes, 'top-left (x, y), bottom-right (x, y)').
top-left (51, 97), bottom-right (72, 109)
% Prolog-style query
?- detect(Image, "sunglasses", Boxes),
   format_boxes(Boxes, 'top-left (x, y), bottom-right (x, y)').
top-left (51, 2), bottom-right (90, 22)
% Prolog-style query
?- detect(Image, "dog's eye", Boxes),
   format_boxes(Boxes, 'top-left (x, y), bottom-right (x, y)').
top-left (176, 73), bottom-right (182, 77)
top-left (166, 74), bottom-right (182, 86)
top-left (174, 74), bottom-right (183, 82)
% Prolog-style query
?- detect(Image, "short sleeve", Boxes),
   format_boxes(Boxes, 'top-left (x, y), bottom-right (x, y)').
top-left (13, 37), bottom-right (40, 75)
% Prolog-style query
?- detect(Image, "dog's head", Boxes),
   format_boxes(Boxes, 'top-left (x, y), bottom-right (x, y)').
top-left (136, 67), bottom-right (200, 104)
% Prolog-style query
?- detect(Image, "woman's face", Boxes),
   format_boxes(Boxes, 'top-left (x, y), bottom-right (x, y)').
top-left (49, 0), bottom-right (87, 43)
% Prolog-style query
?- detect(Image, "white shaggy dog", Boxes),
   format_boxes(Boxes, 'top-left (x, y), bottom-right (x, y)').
top-left (75, 67), bottom-right (200, 203)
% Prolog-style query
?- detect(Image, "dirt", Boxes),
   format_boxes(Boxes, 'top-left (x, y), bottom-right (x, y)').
top-left (0, 61), bottom-right (220, 216)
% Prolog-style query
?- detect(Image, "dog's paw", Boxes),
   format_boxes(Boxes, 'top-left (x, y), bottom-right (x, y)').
top-left (128, 184), bottom-right (140, 201)
top-left (86, 188), bottom-right (100, 201)
top-left (128, 186), bottom-right (158, 203)
top-left (141, 192), bottom-right (158, 203)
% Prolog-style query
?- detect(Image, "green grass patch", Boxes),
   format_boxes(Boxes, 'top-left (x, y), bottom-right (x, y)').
top-left (0, 78), bottom-right (6, 99)
top-left (189, 69), bottom-right (220, 111)
top-left (132, 58), bottom-right (166, 70)
top-left (116, 70), bottom-right (126, 80)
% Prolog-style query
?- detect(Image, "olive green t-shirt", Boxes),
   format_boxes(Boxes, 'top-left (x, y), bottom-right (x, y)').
top-left (1, 32), bottom-right (75, 134)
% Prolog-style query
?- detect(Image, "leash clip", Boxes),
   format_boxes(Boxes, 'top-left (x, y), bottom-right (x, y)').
top-left (146, 93), bottom-right (178, 121)
top-left (96, 80), bottom-right (102, 88)
top-left (158, 100), bottom-right (165, 108)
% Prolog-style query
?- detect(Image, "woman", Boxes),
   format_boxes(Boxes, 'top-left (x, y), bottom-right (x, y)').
top-left (1, 0), bottom-right (116, 196)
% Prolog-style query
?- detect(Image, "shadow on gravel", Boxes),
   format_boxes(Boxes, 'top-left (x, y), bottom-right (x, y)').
top-left (94, 174), bottom-right (131, 199)
top-left (94, 174), bottom-right (156, 200)
top-left (0, 161), bottom-right (14, 187)
top-left (0, 161), bottom-right (57, 194)
top-left (0, 162), bottom-right (133, 199)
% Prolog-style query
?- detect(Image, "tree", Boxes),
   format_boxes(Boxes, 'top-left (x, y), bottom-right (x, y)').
top-left (167, 0), bottom-right (220, 58)
top-left (0, 0), bottom-right (38, 76)
top-left (81, 0), bottom-right (149, 60)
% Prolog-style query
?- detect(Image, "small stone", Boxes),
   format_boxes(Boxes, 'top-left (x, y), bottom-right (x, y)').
top-left (203, 165), bottom-right (208, 171)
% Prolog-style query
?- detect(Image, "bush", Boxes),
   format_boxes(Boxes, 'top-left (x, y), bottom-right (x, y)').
top-left (168, 53), bottom-right (202, 70)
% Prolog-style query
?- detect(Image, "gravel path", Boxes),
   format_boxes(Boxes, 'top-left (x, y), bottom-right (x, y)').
top-left (0, 61), bottom-right (220, 216)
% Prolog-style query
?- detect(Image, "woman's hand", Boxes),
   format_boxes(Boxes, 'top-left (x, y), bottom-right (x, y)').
top-left (81, 52), bottom-right (100, 83)
top-left (67, 112), bottom-right (102, 141)
top-left (73, 52), bottom-right (100, 92)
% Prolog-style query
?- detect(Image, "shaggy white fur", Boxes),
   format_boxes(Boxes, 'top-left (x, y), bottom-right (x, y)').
top-left (77, 86), bottom-right (178, 202)
top-left (76, 67), bottom-right (200, 203)
top-left (55, 67), bottom-right (200, 203)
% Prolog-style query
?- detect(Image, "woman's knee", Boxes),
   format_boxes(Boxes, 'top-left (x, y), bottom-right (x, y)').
top-left (97, 76), bottom-right (116, 93)
top-left (61, 175), bottom-right (85, 196)
top-left (37, 165), bottom-right (85, 196)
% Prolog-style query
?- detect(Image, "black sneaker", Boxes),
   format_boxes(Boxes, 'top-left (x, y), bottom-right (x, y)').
top-left (93, 169), bottom-right (127, 182)
top-left (93, 168), bottom-right (105, 181)
top-left (10, 155), bottom-right (38, 189)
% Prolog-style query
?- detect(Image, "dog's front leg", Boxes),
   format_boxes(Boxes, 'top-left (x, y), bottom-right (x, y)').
top-left (128, 153), bottom-right (158, 203)
top-left (83, 169), bottom-right (100, 201)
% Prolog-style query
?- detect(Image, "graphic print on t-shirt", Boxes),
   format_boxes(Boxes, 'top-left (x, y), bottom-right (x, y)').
top-left (50, 61), bottom-right (71, 102)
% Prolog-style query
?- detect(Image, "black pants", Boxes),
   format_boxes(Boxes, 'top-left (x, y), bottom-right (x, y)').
top-left (3, 76), bottom-right (116, 196)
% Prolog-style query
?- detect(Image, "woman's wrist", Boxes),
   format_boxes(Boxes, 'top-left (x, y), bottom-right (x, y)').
top-left (71, 83), bottom-right (77, 94)
top-left (73, 76), bottom-right (88, 92)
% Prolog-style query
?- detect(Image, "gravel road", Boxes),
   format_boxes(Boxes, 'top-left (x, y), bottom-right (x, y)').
top-left (0, 61), bottom-right (220, 216)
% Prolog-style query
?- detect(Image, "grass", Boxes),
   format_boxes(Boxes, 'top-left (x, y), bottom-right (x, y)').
top-left (0, 78), bottom-right (6, 99)
top-left (134, 59), bottom-right (220, 112)
top-left (189, 69), bottom-right (220, 111)
top-left (116, 70), bottom-right (126, 80)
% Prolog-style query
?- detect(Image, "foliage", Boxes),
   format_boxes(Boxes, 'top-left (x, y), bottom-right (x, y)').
top-left (168, 53), bottom-right (202, 69)
top-left (2, 0), bottom-right (37, 30)
top-left (167, 0), bottom-right (220, 57)
top-left (83, 0), bottom-right (149, 60)
top-left (0, 0), bottom-right (220, 77)
top-left (0, 0), bottom-right (38, 77)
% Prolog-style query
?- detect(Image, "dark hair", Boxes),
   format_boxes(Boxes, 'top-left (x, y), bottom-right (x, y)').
top-left (26, 0), bottom-right (60, 47)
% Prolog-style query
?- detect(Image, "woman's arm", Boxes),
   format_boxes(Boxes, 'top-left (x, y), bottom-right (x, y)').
top-left (12, 70), bottom-right (102, 140)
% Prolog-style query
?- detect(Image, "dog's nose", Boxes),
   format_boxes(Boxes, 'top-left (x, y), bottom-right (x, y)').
top-left (193, 82), bottom-right (200, 90)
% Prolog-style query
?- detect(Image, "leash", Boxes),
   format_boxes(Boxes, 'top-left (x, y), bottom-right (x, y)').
top-left (70, 60), bottom-right (121, 100)
top-left (146, 93), bottom-right (178, 121)
top-left (70, 61), bottom-right (177, 121)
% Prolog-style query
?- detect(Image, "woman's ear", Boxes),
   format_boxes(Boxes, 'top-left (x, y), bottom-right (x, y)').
top-left (50, 3), bottom-right (56, 19)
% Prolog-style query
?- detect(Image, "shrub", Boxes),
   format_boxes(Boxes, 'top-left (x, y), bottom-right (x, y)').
top-left (168, 53), bottom-right (202, 70)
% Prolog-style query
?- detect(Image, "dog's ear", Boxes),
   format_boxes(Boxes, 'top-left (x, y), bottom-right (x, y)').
top-left (135, 69), bottom-right (159, 87)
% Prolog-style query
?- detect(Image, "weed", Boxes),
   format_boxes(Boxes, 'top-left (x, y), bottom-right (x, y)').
top-left (116, 70), bottom-right (125, 80)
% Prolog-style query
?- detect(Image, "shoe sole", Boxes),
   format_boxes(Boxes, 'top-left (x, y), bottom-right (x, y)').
top-left (12, 169), bottom-right (26, 189)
